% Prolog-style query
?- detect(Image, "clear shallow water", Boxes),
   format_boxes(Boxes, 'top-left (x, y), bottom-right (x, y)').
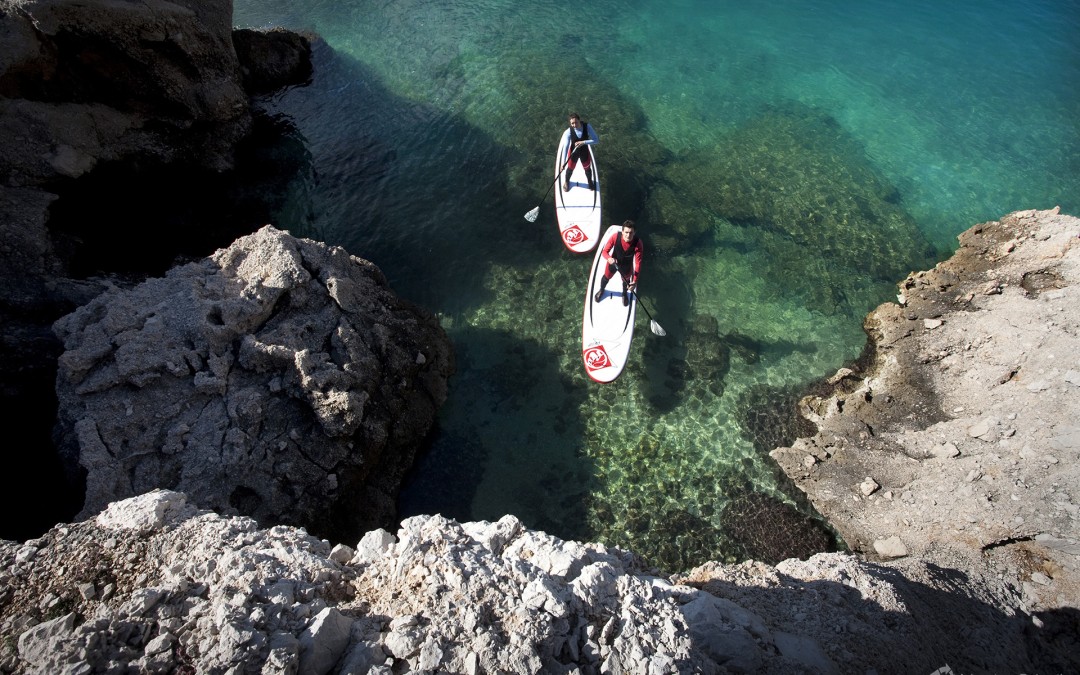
top-left (234, 0), bottom-right (1080, 571)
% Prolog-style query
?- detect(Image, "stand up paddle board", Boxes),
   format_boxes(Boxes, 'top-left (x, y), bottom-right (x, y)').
top-left (582, 225), bottom-right (637, 383)
top-left (554, 129), bottom-right (601, 253)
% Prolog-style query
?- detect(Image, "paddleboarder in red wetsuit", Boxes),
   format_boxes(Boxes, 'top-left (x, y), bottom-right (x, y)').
top-left (594, 220), bottom-right (642, 306)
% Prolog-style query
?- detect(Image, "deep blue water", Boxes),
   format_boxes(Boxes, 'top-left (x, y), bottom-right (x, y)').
top-left (233, 0), bottom-right (1080, 570)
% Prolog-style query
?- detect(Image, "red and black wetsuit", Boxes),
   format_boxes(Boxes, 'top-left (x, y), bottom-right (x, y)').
top-left (601, 230), bottom-right (642, 284)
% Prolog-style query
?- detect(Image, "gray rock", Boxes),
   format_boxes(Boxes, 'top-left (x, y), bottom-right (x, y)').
top-left (873, 536), bottom-right (907, 559)
top-left (299, 608), bottom-right (354, 675)
top-left (53, 226), bottom-right (454, 539)
top-left (773, 631), bottom-right (840, 675)
top-left (0, 0), bottom-right (315, 454)
top-left (17, 612), bottom-right (77, 669)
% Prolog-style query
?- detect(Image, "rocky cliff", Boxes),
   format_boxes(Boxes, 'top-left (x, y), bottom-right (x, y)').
top-left (1, 0), bottom-right (1077, 672)
top-left (0, 0), bottom-right (314, 538)
top-left (52, 225), bottom-right (454, 542)
top-left (0, 209), bottom-right (1076, 674)
top-left (771, 208), bottom-right (1080, 613)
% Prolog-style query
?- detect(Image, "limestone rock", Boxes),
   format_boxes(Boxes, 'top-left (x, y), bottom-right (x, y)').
top-left (770, 208), bottom-right (1080, 674)
top-left (0, 490), bottom-right (1066, 675)
top-left (53, 226), bottom-right (454, 540)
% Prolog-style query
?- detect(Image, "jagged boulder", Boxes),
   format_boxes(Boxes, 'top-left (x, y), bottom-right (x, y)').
top-left (52, 226), bottom-right (454, 540)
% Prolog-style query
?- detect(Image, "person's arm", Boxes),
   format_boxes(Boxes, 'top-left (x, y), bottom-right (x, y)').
top-left (602, 232), bottom-right (617, 264)
top-left (583, 123), bottom-right (598, 145)
top-left (630, 240), bottom-right (643, 287)
top-left (573, 123), bottom-right (599, 151)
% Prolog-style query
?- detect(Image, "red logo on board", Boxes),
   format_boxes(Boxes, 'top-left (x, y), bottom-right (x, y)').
top-left (583, 345), bottom-right (611, 372)
top-left (563, 225), bottom-right (586, 246)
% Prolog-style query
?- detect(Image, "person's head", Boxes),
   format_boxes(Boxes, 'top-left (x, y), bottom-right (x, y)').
top-left (621, 220), bottom-right (636, 242)
top-left (569, 113), bottom-right (581, 129)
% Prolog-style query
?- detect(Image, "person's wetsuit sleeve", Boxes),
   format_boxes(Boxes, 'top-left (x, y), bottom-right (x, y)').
top-left (633, 240), bottom-right (643, 282)
top-left (602, 232), bottom-right (616, 260)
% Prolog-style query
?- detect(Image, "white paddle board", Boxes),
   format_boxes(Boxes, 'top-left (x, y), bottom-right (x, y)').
top-left (582, 225), bottom-right (637, 383)
top-left (554, 129), bottom-right (601, 253)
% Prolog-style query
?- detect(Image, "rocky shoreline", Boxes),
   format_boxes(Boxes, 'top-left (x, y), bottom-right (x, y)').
top-left (771, 207), bottom-right (1080, 615)
top-left (2, 0), bottom-right (1078, 671)
top-left (0, 209), bottom-right (1076, 674)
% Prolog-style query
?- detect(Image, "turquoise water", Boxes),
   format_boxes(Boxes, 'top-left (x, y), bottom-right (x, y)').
top-left (233, 0), bottom-right (1080, 571)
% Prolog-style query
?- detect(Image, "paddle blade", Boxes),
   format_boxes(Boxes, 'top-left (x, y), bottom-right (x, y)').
top-left (524, 206), bottom-right (539, 222)
top-left (650, 320), bottom-right (667, 337)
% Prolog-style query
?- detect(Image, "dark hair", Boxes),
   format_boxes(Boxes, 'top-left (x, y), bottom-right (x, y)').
top-left (622, 220), bottom-right (636, 229)
top-left (569, 112), bottom-right (580, 121)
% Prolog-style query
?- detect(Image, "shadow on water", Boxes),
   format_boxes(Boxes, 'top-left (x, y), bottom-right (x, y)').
top-left (398, 325), bottom-right (597, 541)
top-left (47, 111), bottom-right (311, 279)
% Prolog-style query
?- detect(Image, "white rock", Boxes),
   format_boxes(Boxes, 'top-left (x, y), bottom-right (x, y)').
top-left (873, 536), bottom-right (908, 559)
top-left (329, 543), bottom-right (355, 564)
top-left (96, 489), bottom-right (194, 534)
top-left (354, 529), bottom-right (396, 564)
top-left (967, 420), bottom-right (992, 438)
top-left (932, 442), bottom-right (960, 459)
top-left (298, 607), bottom-right (354, 675)
top-left (1030, 572), bottom-right (1052, 586)
top-left (144, 633), bottom-right (174, 656)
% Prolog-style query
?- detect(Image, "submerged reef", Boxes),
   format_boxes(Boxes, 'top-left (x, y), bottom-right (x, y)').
top-left (661, 103), bottom-right (940, 315)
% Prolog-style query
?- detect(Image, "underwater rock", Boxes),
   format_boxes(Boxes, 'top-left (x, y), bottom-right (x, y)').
top-left (718, 488), bottom-right (838, 564)
top-left (662, 103), bottom-right (938, 314)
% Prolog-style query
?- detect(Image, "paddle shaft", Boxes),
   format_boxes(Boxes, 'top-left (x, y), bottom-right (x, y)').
top-left (539, 154), bottom-right (571, 204)
top-left (633, 292), bottom-right (666, 335)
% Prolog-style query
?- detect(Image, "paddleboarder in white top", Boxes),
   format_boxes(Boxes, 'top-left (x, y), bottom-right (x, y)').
top-left (562, 112), bottom-right (599, 192)
top-left (593, 220), bottom-right (642, 306)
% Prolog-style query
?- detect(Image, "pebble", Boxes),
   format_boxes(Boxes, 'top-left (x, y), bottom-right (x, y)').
top-left (873, 536), bottom-right (908, 559)
top-left (967, 420), bottom-right (992, 438)
top-left (932, 443), bottom-right (960, 459)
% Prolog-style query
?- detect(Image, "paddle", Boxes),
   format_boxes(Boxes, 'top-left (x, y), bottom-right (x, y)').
top-left (524, 155), bottom-right (571, 222)
top-left (632, 292), bottom-right (667, 336)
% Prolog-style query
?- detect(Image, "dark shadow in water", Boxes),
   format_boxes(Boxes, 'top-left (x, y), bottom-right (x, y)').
top-left (398, 325), bottom-right (597, 542)
top-left (736, 380), bottom-right (821, 459)
top-left (254, 40), bottom-right (553, 317)
top-left (47, 111), bottom-right (312, 279)
top-left (718, 483), bottom-right (838, 564)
